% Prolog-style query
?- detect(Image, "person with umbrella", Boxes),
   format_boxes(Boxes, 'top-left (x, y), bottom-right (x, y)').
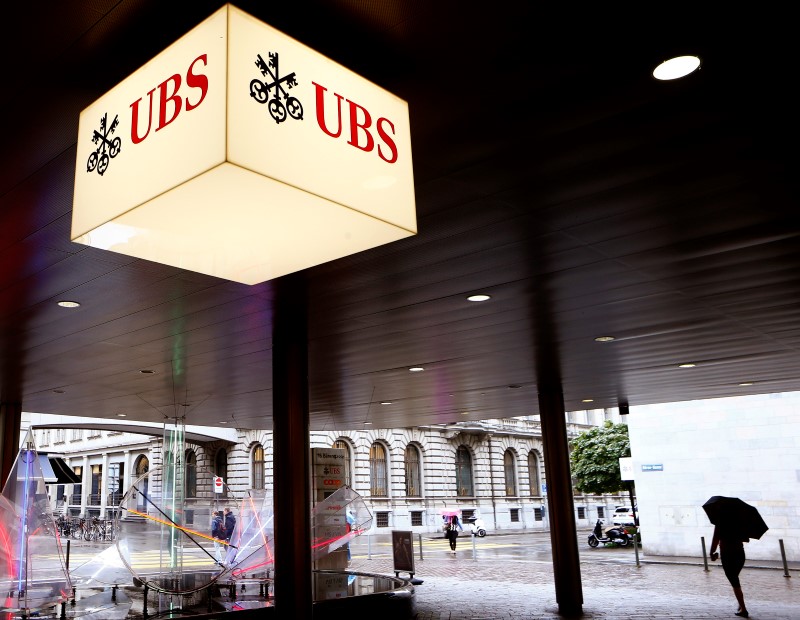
top-left (441, 509), bottom-right (463, 554)
top-left (704, 496), bottom-right (768, 619)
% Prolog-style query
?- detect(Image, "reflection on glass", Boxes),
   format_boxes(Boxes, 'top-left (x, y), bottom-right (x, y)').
top-left (0, 430), bottom-right (71, 613)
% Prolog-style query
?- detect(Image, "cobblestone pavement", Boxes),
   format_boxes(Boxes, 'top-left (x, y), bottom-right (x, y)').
top-left (348, 535), bottom-right (798, 619)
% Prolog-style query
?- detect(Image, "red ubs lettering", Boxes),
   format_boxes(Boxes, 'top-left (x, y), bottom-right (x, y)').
top-left (312, 81), bottom-right (398, 164)
top-left (130, 54), bottom-right (209, 145)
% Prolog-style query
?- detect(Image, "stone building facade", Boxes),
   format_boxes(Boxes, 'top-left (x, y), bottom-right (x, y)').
top-left (26, 409), bottom-right (630, 535)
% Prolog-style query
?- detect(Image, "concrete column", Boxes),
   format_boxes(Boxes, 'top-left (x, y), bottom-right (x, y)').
top-left (123, 450), bottom-right (132, 492)
top-left (0, 401), bottom-right (21, 485)
top-left (100, 452), bottom-right (109, 518)
top-left (81, 455), bottom-right (90, 516)
top-left (538, 389), bottom-right (582, 616)
top-left (272, 273), bottom-right (312, 620)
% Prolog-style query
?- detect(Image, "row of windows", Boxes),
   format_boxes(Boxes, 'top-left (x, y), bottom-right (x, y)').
top-left (65, 444), bottom-right (246, 505)
top-left (39, 428), bottom-right (107, 445)
top-left (333, 441), bottom-right (543, 498)
top-left (372, 507), bottom-right (544, 529)
top-left (64, 440), bottom-right (542, 501)
top-left (182, 447), bottom-right (232, 497)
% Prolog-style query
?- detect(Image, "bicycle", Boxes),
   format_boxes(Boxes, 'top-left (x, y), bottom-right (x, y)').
top-left (71, 518), bottom-right (87, 540)
top-left (56, 515), bottom-right (73, 538)
top-left (83, 517), bottom-right (106, 542)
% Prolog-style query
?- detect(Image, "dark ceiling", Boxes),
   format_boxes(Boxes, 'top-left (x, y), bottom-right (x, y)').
top-left (1, 2), bottom-right (796, 431)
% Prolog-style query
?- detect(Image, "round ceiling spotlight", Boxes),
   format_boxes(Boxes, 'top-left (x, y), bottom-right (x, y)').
top-left (52, 389), bottom-right (65, 394)
top-left (57, 300), bottom-right (81, 308)
top-left (653, 55), bottom-right (701, 80)
top-left (380, 401), bottom-right (392, 405)
top-left (116, 413), bottom-right (127, 417)
top-left (467, 294), bottom-right (491, 302)
top-left (581, 399), bottom-right (594, 403)
top-left (508, 384), bottom-right (522, 389)
top-left (139, 369), bottom-right (157, 374)
top-left (678, 363), bottom-right (697, 368)
top-left (594, 336), bottom-right (615, 342)
top-left (409, 367), bottom-right (424, 372)
top-left (739, 382), bottom-right (754, 386)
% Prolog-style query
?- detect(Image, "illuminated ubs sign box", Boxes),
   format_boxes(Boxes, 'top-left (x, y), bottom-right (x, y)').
top-left (72, 4), bottom-right (416, 285)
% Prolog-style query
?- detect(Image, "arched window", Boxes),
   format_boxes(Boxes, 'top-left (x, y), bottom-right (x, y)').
top-left (252, 443), bottom-right (265, 489)
top-left (134, 455), bottom-right (149, 513)
top-left (455, 446), bottom-right (473, 496)
top-left (215, 448), bottom-right (228, 496)
top-left (332, 439), bottom-right (352, 486)
top-left (184, 449), bottom-right (197, 497)
top-left (369, 442), bottom-right (388, 496)
top-left (404, 444), bottom-right (421, 497)
top-left (504, 449), bottom-right (517, 496)
top-left (135, 455), bottom-right (150, 477)
top-left (528, 451), bottom-right (541, 496)
top-left (214, 448), bottom-right (228, 497)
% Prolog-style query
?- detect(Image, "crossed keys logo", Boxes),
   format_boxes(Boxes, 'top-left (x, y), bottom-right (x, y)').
top-left (249, 52), bottom-right (303, 124)
top-left (87, 113), bottom-right (122, 176)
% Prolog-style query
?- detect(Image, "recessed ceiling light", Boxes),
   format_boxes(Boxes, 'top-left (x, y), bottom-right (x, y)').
top-left (678, 363), bottom-right (697, 368)
top-left (139, 369), bottom-right (156, 374)
top-left (582, 399), bottom-right (594, 403)
top-left (460, 411), bottom-right (469, 415)
top-left (363, 421), bottom-right (373, 425)
top-left (653, 55), bottom-right (701, 80)
top-left (409, 367), bottom-right (424, 372)
top-left (52, 389), bottom-right (65, 394)
top-left (219, 420), bottom-right (228, 424)
top-left (116, 413), bottom-right (127, 417)
top-left (739, 382), bottom-right (753, 386)
top-left (57, 300), bottom-right (81, 308)
top-left (508, 384), bottom-right (522, 389)
top-left (467, 294), bottom-right (491, 302)
top-left (380, 401), bottom-right (392, 405)
top-left (594, 336), bottom-right (615, 342)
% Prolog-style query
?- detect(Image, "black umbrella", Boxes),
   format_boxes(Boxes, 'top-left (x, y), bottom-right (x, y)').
top-left (702, 496), bottom-right (768, 541)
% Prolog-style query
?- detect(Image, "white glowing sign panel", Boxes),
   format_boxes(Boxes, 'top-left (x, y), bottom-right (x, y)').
top-left (72, 4), bottom-right (416, 285)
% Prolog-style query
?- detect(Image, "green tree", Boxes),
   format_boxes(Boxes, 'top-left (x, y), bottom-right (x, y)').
top-left (569, 420), bottom-right (630, 494)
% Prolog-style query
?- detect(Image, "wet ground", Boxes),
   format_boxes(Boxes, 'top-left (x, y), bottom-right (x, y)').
top-left (348, 530), bottom-right (799, 619)
top-left (3, 529), bottom-right (796, 619)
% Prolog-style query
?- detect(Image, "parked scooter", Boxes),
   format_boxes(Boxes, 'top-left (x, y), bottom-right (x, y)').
top-left (587, 518), bottom-right (633, 547)
top-left (464, 516), bottom-right (487, 537)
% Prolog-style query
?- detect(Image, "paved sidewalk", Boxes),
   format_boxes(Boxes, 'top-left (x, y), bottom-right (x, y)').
top-left (348, 535), bottom-right (798, 619)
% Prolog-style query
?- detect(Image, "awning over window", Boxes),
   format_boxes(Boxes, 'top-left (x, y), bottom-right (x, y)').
top-left (38, 455), bottom-right (81, 484)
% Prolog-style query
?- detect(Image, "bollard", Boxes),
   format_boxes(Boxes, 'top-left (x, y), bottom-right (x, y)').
top-left (634, 527), bottom-right (640, 567)
top-left (779, 539), bottom-right (791, 578)
top-left (701, 536), bottom-right (709, 572)
top-left (418, 533), bottom-right (424, 561)
top-left (471, 531), bottom-right (477, 561)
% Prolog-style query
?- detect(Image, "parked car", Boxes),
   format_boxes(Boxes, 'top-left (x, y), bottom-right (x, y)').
top-left (612, 505), bottom-right (637, 526)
